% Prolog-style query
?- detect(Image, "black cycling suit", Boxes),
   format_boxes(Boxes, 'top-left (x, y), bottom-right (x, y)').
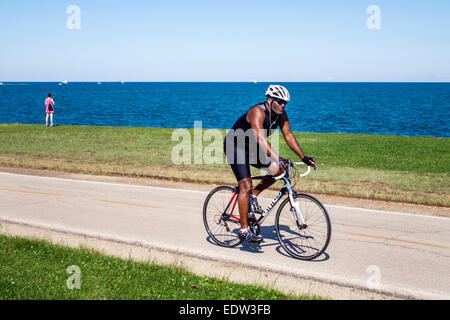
top-left (223, 102), bottom-right (281, 182)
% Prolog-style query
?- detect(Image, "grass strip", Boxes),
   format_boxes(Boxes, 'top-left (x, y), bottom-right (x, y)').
top-left (0, 124), bottom-right (448, 206)
top-left (0, 234), bottom-right (319, 300)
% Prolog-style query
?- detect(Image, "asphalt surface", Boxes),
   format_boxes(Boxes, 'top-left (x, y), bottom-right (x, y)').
top-left (0, 171), bottom-right (449, 299)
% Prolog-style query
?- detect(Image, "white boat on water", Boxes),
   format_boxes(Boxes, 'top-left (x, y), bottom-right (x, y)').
top-left (97, 82), bottom-right (101, 85)
top-left (120, 80), bottom-right (125, 84)
top-left (0, 83), bottom-right (3, 85)
top-left (63, 80), bottom-right (68, 84)
top-left (58, 83), bottom-right (63, 86)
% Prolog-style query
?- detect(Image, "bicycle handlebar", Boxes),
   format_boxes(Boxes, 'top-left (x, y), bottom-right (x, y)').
top-left (273, 170), bottom-right (286, 180)
top-left (292, 162), bottom-right (312, 177)
top-left (252, 158), bottom-right (317, 180)
top-left (272, 159), bottom-right (316, 179)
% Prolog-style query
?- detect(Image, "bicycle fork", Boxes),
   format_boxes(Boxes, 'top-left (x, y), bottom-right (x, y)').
top-left (288, 190), bottom-right (307, 230)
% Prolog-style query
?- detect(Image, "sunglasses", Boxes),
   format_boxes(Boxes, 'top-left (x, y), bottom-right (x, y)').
top-left (272, 97), bottom-right (288, 105)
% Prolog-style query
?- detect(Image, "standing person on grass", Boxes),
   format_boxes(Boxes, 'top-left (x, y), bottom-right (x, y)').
top-left (45, 93), bottom-right (55, 127)
top-left (224, 85), bottom-right (316, 244)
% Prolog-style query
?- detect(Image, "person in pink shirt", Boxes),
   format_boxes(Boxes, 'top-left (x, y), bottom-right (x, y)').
top-left (45, 93), bottom-right (55, 127)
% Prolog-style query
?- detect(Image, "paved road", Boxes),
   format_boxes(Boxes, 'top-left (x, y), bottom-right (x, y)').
top-left (0, 172), bottom-right (449, 299)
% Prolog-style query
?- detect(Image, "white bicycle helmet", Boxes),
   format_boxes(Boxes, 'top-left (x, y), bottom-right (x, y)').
top-left (265, 85), bottom-right (290, 102)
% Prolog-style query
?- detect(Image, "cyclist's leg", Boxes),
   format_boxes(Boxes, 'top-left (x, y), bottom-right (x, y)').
top-left (232, 167), bottom-right (263, 243)
top-left (237, 177), bottom-right (252, 229)
top-left (230, 159), bottom-right (253, 229)
top-left (224, 138), bottom-right (253, 229)
top-left (253, 162), bottom-right (284, 196)
top-left (251, 152), bottom-right (284, 196)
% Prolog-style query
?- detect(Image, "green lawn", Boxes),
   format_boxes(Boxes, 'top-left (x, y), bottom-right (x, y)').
top-left (0, 124), bottom-right (448, 206)
top-left (0, 234), bottom-right (318, 300)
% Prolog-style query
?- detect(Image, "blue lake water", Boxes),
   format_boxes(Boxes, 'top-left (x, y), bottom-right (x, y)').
top-left (0, 82), bottom-right (449, 137)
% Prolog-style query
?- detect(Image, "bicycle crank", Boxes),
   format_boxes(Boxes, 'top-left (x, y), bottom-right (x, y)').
top-left (248, 216), bottom-right (261, 236)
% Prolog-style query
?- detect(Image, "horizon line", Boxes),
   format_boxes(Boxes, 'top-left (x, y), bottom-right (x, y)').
top-left (1, 80), bottom-right (450, 83)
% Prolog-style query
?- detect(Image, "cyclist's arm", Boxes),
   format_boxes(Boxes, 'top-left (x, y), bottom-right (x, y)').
top-left (247, 107), bottom-right (280, 163)
top-left (279, 111), bottom-right (306, 160)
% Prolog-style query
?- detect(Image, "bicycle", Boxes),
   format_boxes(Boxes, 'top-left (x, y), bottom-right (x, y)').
top-left (203, 159), bottom-right (331, 260)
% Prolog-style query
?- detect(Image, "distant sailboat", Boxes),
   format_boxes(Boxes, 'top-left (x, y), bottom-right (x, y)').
top-left (63, 80), bottom-right (68, 84)
top-left (0, 83), bottom-right (3, 85)
top-left (58, 83), bottom-right (63, 86)
top-left (97, 82), bottom-right (101, 85)
top-left (120, 80), bottom-right (125, 84)
top-left (253, 80), bottom-right (257, 84)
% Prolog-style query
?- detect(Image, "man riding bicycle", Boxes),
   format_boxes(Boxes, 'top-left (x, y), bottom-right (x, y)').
top-left (224, 85), bottom-right (316, 244)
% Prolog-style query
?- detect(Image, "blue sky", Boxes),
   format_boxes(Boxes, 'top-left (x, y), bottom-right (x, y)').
top-left (0, 0), bottom-right (449, 82)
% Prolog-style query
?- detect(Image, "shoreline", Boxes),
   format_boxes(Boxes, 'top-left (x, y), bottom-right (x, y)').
top-left (1, 123), bottom-right (448, 139)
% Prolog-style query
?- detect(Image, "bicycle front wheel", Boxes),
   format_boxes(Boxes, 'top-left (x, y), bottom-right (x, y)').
top-left (275, 193), bottom-right (331, 260)
top-left (203, 186), bottom-right (242, 248)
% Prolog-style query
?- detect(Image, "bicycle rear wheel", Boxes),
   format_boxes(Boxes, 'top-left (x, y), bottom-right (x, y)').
top-left (275, 193), bottom-right (331, 260)
top-left (203, 186), bottom-right (242, 247)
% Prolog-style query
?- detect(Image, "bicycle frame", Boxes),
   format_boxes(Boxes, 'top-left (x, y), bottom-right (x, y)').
top-left (224, 163), bottom-right (308, 227)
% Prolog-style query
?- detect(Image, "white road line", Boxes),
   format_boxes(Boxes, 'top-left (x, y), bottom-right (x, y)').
top-left (0, 172), bottom-right (209, 194)
top-left (0, 171), bottom-right (447, 220)
top-left (324, 204), bottom-right (448, 220)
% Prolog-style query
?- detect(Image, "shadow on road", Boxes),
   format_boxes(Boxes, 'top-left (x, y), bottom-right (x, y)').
top-left (205, 225), bottom-right (330, 262)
